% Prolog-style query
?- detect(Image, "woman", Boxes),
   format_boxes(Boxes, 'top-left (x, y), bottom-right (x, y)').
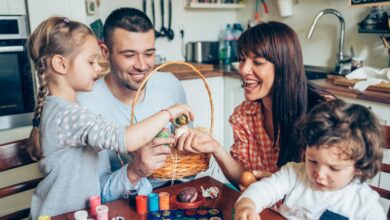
top-left (177, 21), bottom-right (334, 187)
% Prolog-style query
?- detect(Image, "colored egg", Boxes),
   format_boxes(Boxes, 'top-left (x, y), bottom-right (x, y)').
top-left (240, 171), bottom-right (257, 188)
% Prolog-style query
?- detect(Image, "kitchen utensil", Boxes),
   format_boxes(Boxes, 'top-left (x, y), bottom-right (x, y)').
top-left (151, 0), bottom-right (162, 37)
top-left (185, 41), bottom-right (219, 64)
top-left (159, 0), bottom-right (167, 37)
top-left (166, 0), bottom-right (174, 40)
top-left (380, 34), bottom-right (390, 56)
top-left (142, 0), bottom-right (146, 14)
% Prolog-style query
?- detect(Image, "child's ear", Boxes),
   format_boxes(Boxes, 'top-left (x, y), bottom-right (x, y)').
top-left (100, 43), bottom-right (109, 59)
top-left (51, 55), bottom-right (69, 75)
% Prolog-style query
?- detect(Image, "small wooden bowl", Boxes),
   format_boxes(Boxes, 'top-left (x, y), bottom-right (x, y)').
top-left (170, 194), bottom-right (205, 209)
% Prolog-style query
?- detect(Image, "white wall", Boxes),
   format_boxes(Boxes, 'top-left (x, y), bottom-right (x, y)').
top-left (97, 0), bottom-right (242, 61)
top-left (94, 0), bottom-right (388, 68)
top-left (26, 0), bottom-right (388, 69)
top-left (256, 0), bottom-right (389, 69)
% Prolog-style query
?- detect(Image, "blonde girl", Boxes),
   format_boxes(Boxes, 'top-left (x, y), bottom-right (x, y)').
top-left (26, 17), bottom-right (193, 218)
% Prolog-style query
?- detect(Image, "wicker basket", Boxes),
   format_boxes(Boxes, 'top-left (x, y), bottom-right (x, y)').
top-left (130, 61), bottom-right (214, 180)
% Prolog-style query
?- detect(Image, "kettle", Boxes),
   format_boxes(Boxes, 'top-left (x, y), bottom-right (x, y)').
top-left (185, 41), bottom-right (219, 64)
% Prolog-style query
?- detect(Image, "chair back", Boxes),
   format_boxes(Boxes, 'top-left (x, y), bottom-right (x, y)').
top-left (0, 138), bottom-right (43, 220)
top-left (370, 126), bottom-right (390, 220)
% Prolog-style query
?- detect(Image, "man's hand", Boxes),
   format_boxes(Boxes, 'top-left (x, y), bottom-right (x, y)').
top-left (126, 137), bottom-right (173, 185)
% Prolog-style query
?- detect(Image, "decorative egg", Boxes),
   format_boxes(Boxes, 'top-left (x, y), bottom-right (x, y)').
top-left (175, 115), bottom-right (188, 126)
top-left (240, 171), bottom-right (257, 188)
top-left (156, 128), bottom-right (170, 138)
top-left (178, 187), bottom-right (198, 203)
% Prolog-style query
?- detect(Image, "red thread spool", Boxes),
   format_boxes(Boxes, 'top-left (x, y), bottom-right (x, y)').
top-left (159, 192), bottom-right (170, 210)
top-left (136, 195), bottom-right (148, 214)
top-left (89, 195), bottom-right (101, 217)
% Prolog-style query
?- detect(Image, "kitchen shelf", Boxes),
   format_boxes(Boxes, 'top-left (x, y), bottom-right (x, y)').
top-left (185, 3), bottom-right (245, 9)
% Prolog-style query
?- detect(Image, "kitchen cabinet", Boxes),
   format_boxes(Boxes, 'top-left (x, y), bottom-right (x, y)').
top-left (0, 0), bottom-right (26, 15)
top-left (27, 0), bottom-right (87, 32)
top-left (339, 96), bottom-right (390, 126)
top-left (181, 75), bottom-right (244, 183)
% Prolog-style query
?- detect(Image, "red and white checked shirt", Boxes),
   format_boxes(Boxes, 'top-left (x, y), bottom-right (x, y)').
top-left (229, 101), bottom-right (279, 173)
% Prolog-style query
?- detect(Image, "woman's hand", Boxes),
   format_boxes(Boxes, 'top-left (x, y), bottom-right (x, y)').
top-left (176, 128), bottom-right (221, 154)
top-left (235, 198), bottom-right (260, 220)
top-left (239, 170), bottom-right (272, 192)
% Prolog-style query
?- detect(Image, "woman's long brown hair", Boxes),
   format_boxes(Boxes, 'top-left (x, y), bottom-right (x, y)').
top-left (237, 21), bottom-right (330, 166)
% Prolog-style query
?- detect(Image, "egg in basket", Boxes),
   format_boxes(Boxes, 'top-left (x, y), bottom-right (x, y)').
top-left (130, 61), bottom-right (214, 180)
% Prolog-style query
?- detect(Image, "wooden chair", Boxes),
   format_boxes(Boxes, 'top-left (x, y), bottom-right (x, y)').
top-left (370, 126), bottom-right (390, 219)
top-left (0, 138), bottom-right (44, 220)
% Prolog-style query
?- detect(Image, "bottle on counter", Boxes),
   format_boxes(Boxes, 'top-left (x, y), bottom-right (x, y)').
top-left (219, 24), bottom-right (233, 64)
top-left (230, 23), bottom-right (243, 62)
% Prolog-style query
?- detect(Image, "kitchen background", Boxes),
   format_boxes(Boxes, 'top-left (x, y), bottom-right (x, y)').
top-left (1, 0), bottom-right (390, 218)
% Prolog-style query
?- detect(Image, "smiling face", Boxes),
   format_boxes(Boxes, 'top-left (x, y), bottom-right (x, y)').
top-left (107, 28), bottom-right (155, 92)
top-left (305, 146), bottom-right (357, 191)
top-left (238, 52), bottom-right (275, 101)
top-left (67, 35), bottom-right (101, 92)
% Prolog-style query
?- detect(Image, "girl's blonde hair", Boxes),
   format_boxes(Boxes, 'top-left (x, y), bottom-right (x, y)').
top-left (296, 99), bottom-right (384, 182)
top-left (26, 16), bottom-right (94, 160)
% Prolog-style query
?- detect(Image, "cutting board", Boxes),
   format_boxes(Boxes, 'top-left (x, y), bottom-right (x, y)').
top-left (327, 75), bottom-right (390, 94)
top-left (156, 62), bottom-right (214, 74)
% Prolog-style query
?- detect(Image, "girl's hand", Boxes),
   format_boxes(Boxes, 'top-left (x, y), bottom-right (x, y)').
top-left (176, 129), bottom-right (221, 154)
top-left (166, 104), bottom-right (194, 123)
top-left (235, 198), bottom-right (261, 220)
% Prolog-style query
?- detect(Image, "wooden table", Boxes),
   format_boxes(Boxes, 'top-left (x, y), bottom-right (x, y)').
top-left (52, 176), bottom-right (284, 220)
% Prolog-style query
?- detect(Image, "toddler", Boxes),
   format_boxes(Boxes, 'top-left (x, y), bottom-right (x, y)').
top-left (235, 99), bottom-right (386, 220)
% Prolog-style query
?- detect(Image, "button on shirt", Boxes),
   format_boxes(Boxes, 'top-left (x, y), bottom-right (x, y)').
top-left (229, 101), bottom-right (279, 173)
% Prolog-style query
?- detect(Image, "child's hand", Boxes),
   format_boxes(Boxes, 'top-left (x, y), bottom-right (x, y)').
top-left (235, 198), bottom-right (260, 220)
top-left (166, 104), bottom-right (194, 123)
top-left (176, 129), bottom-right (221, 154)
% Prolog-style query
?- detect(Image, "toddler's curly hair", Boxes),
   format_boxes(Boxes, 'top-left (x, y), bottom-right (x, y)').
top-left (296, 99), bottom-right (384, 182)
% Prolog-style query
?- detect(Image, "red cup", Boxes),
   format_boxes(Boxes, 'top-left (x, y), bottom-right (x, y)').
top-left (89, 195), bottom-right (101, 216)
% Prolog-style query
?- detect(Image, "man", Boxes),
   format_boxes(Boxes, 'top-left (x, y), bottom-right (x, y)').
top-left (78, 7), bottom-right (187, 202)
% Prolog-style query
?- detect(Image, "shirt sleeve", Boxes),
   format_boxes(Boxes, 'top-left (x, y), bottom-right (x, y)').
top-left (229, 108), bottom-right (252, 170)
top-left (56, 104), bottom-right (126, 154)
top-left (237, 163), bottom-right (299, 213)
top-left (98, 150), bottom-right (153, 203)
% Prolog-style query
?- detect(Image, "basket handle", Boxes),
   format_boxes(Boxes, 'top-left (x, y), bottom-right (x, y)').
top-left (130, 61), bottom-right (214, 136)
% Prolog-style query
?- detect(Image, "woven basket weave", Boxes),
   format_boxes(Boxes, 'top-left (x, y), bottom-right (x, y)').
top-left (130, 61), bottom-right (214, 180)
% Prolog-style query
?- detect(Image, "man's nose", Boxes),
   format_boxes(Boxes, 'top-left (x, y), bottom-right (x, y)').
top-left (134, 55), bottom-right (147, 71)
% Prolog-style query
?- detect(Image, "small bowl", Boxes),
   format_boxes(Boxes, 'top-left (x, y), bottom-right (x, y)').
top-left (231, 62), bottom-right (239, 71)
top-left (170, 194), bottom-right (205, 209)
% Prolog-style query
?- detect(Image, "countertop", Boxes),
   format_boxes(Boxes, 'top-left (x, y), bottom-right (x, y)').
top-left (311, 78), bottom-right (390, 105)
top-left (169, 64), bottom-right (241, 80)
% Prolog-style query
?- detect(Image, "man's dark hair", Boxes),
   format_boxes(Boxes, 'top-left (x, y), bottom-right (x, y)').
top-left (103, 7), bottom-right (154, 50)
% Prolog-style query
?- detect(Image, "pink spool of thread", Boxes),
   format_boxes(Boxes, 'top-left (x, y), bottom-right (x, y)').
top-left (96, 205), bottom-right (109, 220)
top-left (89, 195), bottom-right (101, 217)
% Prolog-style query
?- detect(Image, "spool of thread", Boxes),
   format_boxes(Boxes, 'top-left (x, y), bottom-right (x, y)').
top-left (127, 189), bottom-right (138, 207)
top-left (148, 193), bottom-right (159, 212)
top-left (136, 195), bottom-right (148, 214)
top-left (96, 205), bottom-right (109, 220)
top-left (74, 210), bottom-right (88, 220)
top-left (158, 192), bottom-right (170, 210)
top-left (89, 195), bottom-right (101, 217)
